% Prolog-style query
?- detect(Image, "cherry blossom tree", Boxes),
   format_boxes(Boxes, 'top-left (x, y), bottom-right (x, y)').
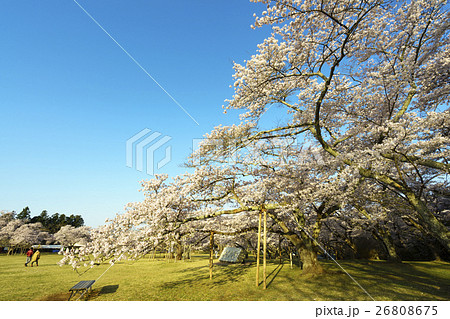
top-left (0, 211), bottom-right (17, 252)
top-left (60, 0), bottom-right (449, 276)
top-left (209, 0), bottom-right (450, 249)
top-left (54, 225), bottom-right (91, 247)
top-left (0, 219), bottom-right (24, 254)
top-left (9, 222), bottom-right (51, 254)
top-left (61, 146), bottom-right (348, 274)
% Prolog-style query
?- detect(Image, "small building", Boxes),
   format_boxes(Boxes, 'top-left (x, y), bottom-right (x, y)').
top-left (218, 247), bottom-right (246, 263)
top-left (31, 245), bottom-right (63, 252)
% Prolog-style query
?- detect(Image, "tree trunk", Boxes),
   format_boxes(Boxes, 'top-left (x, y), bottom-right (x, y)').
top-left (374, 225), bottom-right (401, 263)
top-left (176, 243), bottom-right (183, 260)
top-left (405, 190), bottom-right (450, 252)
top-left (268, 210), bottom-right (324, 274)
top-left (298, 246), bottom-right (324, 275)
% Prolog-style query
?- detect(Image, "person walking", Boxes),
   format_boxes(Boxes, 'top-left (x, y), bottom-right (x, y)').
top-left (25, 248), bottom-right (34, 267)
top-left (30, 250), bottom-right (40, 267)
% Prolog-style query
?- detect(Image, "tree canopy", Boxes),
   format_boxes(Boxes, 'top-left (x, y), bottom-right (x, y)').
top-left (59, 0), bottom-right (449, 274)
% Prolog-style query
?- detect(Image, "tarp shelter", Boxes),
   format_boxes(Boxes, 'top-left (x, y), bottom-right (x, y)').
top-left (218, 247), bottom-right (246, 263)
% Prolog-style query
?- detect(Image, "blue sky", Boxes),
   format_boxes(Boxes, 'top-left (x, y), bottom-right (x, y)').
top-left (0, 0), bottom-right (271, 227)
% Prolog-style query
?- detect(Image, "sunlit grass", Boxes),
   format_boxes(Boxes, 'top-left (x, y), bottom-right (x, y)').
top-left (0, 253), bottom-right (448, 301)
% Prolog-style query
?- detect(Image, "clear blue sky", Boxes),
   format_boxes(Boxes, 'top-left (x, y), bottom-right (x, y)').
top-left (0, 0), bottom-right (271, 227)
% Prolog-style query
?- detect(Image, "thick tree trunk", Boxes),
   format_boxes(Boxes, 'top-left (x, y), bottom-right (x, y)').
top-left (268, 210), bottom-right (324, 274)
top-left (281, 235), bottom-right (324, 275)
top-left (298, 217), bottom-right (324, 274)
top-left (374, 225), bottom-right (401, 263)
top-left (176, 244), bottom-right (183, 260)
top-left (298, 246), bottom-right (324, 275)
top-left (405, 190), bottom-right (450, 252)
top-left (285, 230), bottom-right (324, 274)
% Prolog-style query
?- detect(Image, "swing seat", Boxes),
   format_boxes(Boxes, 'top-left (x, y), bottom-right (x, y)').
top-left (68, 280), bottom-right (96, 301)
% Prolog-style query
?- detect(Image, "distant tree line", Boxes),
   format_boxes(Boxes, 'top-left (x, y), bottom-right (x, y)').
top-left (15, 207), bottom-right (84, 233)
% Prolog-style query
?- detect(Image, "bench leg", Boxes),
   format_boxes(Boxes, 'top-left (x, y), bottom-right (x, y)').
top-left (69, 290), bottom-right (85, 301)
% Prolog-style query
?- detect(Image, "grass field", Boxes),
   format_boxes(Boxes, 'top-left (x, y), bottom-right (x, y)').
top-left (0, 253), bottom-right (448, 301)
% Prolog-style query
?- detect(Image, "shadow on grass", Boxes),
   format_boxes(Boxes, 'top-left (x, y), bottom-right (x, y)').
top-left (315, 260), bottom-right (450, 300)
top-left (265, 263), bottom-right (284, 288)
top-left (100, 284), bottom-right (119, 295)
top-left (87, 284), bottom-right (120, 300)
top-left (161, 261), bottom-right (254, 292)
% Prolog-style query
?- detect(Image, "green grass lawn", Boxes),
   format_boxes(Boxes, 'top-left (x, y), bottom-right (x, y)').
top-left (0, 253), bottom-right (448, 301)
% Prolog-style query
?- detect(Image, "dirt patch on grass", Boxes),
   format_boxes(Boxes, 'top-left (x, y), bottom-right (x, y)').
top-left (38, 292), bottom-right (71, 301)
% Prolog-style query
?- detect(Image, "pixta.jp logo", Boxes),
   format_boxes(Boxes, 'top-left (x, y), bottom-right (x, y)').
top-left (126, 129), bottom-right (172, 175)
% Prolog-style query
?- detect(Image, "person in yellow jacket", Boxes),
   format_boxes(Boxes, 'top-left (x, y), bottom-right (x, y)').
top-left (30, 250), bottom-right (40, 267)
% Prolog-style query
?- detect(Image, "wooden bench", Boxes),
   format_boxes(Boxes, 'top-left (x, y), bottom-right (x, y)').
top-left (68, 280), bottom-right (95, 301)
